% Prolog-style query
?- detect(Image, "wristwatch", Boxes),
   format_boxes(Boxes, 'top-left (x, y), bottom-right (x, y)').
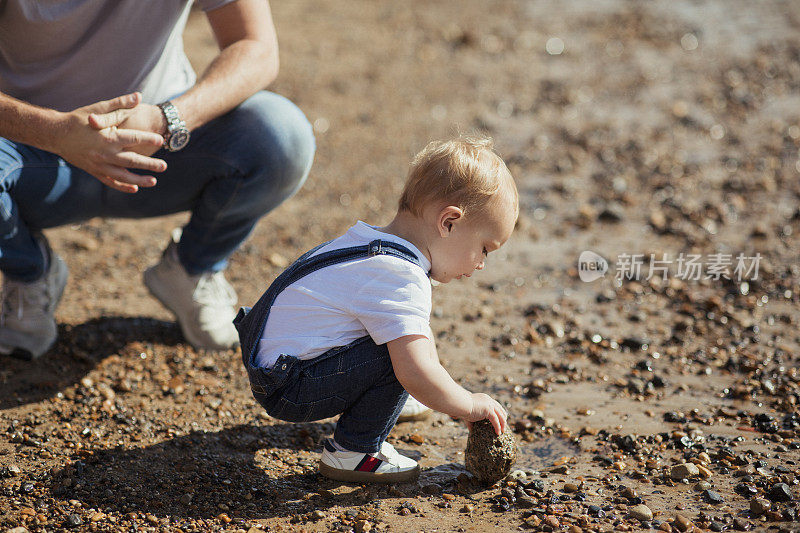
top-left (157, 101), bottom-right (190, 152)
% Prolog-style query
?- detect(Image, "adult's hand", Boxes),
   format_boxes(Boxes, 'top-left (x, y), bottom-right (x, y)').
top-left (51, 92), bottom-right (167, 193)
top-left (89, 101), bottom-right (167, 157)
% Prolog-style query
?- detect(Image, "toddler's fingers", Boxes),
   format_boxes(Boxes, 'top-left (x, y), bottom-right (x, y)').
top-left (496, 407), bottom-right (507, 434)
top-left (488, 413), bottom-right (502, 436)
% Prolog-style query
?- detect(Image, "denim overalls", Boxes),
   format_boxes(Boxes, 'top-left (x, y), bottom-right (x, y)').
top-left (234, 239), bottom-right (425, 453)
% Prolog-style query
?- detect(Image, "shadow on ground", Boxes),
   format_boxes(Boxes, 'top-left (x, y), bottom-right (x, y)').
top-left (46, 423), bottom-right (424, 522)
top-left (0, 316), bottom-right (181, 410)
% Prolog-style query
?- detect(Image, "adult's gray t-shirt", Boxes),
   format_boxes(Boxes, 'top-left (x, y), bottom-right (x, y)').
top-left (0, 0), bottom-right (236, 112)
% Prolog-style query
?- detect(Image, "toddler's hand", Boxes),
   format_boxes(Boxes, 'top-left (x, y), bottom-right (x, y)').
top-left (466, 393), bottom-right (508, 435)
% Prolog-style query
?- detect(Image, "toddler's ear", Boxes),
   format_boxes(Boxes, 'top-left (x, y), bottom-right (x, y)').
top-left (438, 205), bottom-right (463, 236)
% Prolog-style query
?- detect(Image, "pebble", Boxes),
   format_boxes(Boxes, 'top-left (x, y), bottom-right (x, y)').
top-left (544, 516), bottom-right (560, 528)
top-left (673, 514), bottom-right (692, 532)
top-left (703, 489), bottom-right (724, 504)
top-left (768, 482), bottom-right (792, 502)
top-left (7, 528), bottom-right (30, 533)
top-left (750, 497), bottom-right (771, 516)
top-left (694, 481), bottom-right (712, 491)
top-left (628, 504), bottom-right (653, 521)
top-left (732, 517), bottom-right (752, 530)
top-left (563, 482), bottom-right (579, 493)
top-left (696, 465), bottom-right (712, 478)
top-left (670, 463), bottom-right (700, 480)
top-left (67, 514), bottom-right (83, 527)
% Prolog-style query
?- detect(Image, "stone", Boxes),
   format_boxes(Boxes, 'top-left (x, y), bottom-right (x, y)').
top-left (628, 504), bottom-right (653, 521)
top-left (563, 483), bottom-right (579, 493)
top-left (703, 490), bottom-right (724, 504)
top-left (670, 463), bottom-right (700, 480)
top-left (696, 465), bottom-right (712, 478)
top-left (464, 419), bottom-right (516, 484)
top-left (694, 481), bottom-right (712, 491)
top-left (749, 497), bottom-right (770, 516)
top-left (673, 514), bottom-right (691, 532)
top-left (768, 482), bottom-right (792, 502)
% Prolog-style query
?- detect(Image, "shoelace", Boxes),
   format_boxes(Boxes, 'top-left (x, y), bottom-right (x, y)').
top-left (0, 278), bottom-right (50, 325)
top-left (192, 271), bottom-right (237, 307)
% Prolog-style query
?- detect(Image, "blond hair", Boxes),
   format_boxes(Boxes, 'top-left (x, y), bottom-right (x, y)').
top-left (398, 136), bottom-right (517, 218)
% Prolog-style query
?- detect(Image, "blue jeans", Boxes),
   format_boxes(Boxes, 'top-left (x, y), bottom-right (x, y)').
top-left (251, 336), bottom-right (408, 454)
top-left (0, 90), bottom-right (315, 281)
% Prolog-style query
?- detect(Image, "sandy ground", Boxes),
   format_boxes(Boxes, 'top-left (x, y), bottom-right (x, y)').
top-left (2, 1), bottom-right (800, 532)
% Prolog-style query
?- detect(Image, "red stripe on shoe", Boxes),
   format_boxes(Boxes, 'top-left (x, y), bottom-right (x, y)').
top-left (356, 456), bottom-right (381, 472)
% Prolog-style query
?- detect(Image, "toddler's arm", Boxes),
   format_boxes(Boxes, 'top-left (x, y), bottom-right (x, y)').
top-left (387, 335), bottom-right (508, 435)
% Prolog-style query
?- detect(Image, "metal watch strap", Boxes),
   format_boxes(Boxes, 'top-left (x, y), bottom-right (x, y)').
top-left (157, 101), bottom-right (190, 152)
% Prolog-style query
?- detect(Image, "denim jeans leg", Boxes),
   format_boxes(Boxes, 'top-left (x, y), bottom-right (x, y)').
top-left (264, 337), bottom-right (408, 454)
top-left (0, 139), bottom-right (106, 281)
top-left (173, 91), bottom-right (315, 274)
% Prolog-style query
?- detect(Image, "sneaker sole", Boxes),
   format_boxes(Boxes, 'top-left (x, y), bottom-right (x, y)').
top-left (318, 462), bottom-right (420, 484)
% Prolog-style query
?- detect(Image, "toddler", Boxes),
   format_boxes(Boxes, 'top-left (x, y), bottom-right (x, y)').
top-left (235, 136), bottom-right (518, 483)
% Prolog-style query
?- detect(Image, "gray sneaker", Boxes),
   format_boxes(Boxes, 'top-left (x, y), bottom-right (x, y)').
top-left (0, 238), bottom-right (68, 360)
top-left (144, 233), bottom-right (239, 351)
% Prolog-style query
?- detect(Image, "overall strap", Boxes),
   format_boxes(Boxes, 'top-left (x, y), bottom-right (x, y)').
top-left (235, 239), bottom-right (425, 368)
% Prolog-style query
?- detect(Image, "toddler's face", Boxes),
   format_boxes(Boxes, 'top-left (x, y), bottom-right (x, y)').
top-left (428, 198), bottom-right (516, 284)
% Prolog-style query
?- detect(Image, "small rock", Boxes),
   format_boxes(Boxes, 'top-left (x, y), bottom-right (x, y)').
top-left (6, 465), bottom-right (22, 477)
top-left (66, 514), bottom-right (83, 528)
top-left (310, 510), bottom-right (326, 521)
top-left (354, 520), bottom-right (371, 533)
top-left (749, 497), bottom-right (771, 516)
top-left (673, 514), bottom-right (692, 532)
top-left (628, 504), bottom-right (653, 521)
top-left (544, 515), bottom-right (560, 528)
top-left (460, 504), bottom-right (474, 513)
top-left (732, 517), bottom-right (752, 530)
top-left (464, 420), bottom-right (516, 484)
top-left (409, 434), bottom-right (424, 444)
top-left (696, 465), bottom-right (712, 478)
top-left (703, 490), bottom-right (724, 504)
top-left (563, 482), bottom-right (579, 493)
top-left (670, 463), bottom-right (700, 480)
top-left (7, 528), bottom-right (30, 533)
top-left (694, 481), bottom-right (712, 491)
top-left (768, 482), bottom-right (792, 502)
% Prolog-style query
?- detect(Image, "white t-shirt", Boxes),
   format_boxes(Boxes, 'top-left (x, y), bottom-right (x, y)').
top-left (255, 222), bottom-right (432, 368)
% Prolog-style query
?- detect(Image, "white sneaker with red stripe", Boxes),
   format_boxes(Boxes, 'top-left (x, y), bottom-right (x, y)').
top-left (318, 438), bottom-right (419, 483)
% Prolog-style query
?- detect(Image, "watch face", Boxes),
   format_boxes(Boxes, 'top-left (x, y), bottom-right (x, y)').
top-left (169, 130), bottom-right (190, 151)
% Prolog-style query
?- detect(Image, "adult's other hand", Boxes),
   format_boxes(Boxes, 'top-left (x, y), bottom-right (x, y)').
top-left (52, 92), bottom-right (167, 193)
